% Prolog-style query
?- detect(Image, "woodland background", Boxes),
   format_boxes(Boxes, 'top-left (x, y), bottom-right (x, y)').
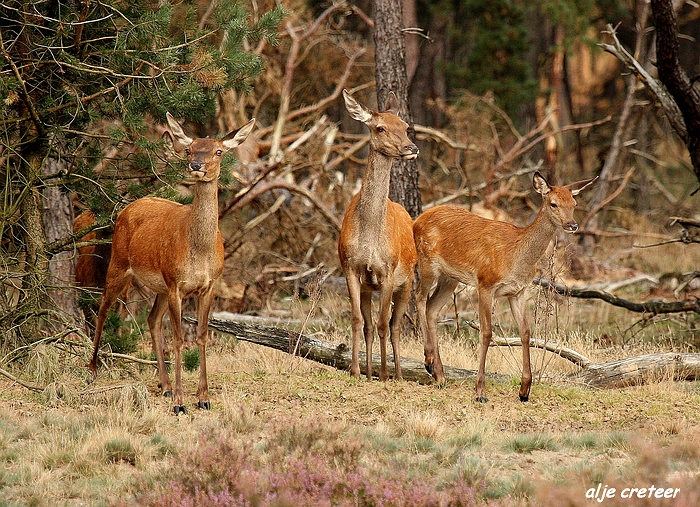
top-left (3, 1), bottom-right (700, 506)
top-left (1, 0), bottom-right (699, 376)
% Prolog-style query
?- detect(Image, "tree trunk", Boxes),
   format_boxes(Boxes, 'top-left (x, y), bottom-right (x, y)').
top-left (537, 25), bottom-right (566, 183)
top-left (408, 11), bottom-right (448, 129)
top-left (16, 149), bottom-right (50, 342)
top-left (574, 353), bottom-right (700, 388)
top-left (42, 158), bottom-right (82, 327)
top-left (403, 0), bottom-right (418, 85)
top-left (373, 0), bottom-right (422, 218)
top-left (650, 0), bottom-right (700, 188)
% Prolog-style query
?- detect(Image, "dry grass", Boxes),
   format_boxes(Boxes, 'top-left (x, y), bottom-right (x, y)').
top-left (2, 296), bottom-right (700, 506)
top-left (1, 236), bottom-right (699, 506)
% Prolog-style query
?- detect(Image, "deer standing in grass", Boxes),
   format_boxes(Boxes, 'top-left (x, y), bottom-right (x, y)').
top-left (88, 112), bottom-right (255, 415)
top-left (413, 171), bottom-right (596, 402)
top-left (338, 89), bottom-right (418, 381)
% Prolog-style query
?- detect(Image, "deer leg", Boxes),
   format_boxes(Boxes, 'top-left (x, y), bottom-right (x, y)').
top-left (389, 281), bottom-right (412, 381)
top-left (424, 275), bottom-right (459, 384)
top-left (415, 265), bottom-right (433, 375)
top-left (508, 293), bottom-right (532, 402)
top-left (475, 288), bottom-right (494, 403)
top-left (166, 290), bottom-right (186, 415)
top-left (360, 288), bottom-right (375, 380)
top-left (346, 272), bottom-right (364, 378)
top-left (195, 288), bottom-right (214, 410)
top-left (376, 278), bottom-right (394, 382)
top-left (147, 294), bottom-right (172, 398)
top-left (88, 269), bottom-right (132, 376)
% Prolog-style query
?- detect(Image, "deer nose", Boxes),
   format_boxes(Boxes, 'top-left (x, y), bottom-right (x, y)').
top-left (401, 144), bottom-right (419, 159)
top-left (189, 161), bottom-right (205, 172)
top-left (564, 221), bottom-right (579, 233)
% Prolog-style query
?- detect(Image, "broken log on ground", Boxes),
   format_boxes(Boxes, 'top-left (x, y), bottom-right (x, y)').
top-left (194, 313), bottom-right (700, 390)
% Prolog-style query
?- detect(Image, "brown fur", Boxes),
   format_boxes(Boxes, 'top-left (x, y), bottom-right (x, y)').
top-left (88, 113), bottom-right (255, 414)
top-left (338, 89), bottom-right (419, 381)
top-left (414, 172), bottom-right (596, 401)
top-left (74, 210), bottom-right (111, 290)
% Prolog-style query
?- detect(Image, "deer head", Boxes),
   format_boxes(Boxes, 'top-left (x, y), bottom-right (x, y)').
top-left (533, 171), bottom-right (598, 233)
top-left (342, 89), bottom-right (419, 160)
top-left (166, 112), bottom-right (256, 182)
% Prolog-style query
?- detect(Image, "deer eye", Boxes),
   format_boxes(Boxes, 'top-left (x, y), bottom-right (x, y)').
top-left (376, 126), bottom-right (385, 133)
top-left (550, 202), bottom-right (558, 208)
top-left (216, 150), bottom-right (223, 156)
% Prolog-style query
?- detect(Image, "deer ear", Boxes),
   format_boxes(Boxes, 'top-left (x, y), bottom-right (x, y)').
top-left (166, 112), bottom-right (194, 147)
top-left (384, 92), bottom-right (400, 114)
top-left (222, 118), bottom-right (256, 150)
top-left (343, 89), bottom-right (373, 124)
top-left (533, 171), bottom-right (551, 196)
top-left (568, 175), bottom-right (599, 196)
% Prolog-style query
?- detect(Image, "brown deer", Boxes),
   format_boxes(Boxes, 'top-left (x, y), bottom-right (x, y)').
top-left (74, 210), bottom-right (112, 292)
top-left (413, 171), bottom-right (597, 402)
top-left (88, 112), bottom-right (255, 415)
top-left (338, 89), bottom-right (418, 381)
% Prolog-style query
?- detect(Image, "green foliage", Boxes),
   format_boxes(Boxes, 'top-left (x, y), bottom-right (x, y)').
top-left (183, 348), bottom-right (200, 372)
top-left (0, 0), bottom-right (285, 343)
top-left (503, 433), bottom-right (559, 453)
top-left (103, 438), bottom-right (138, 465)
top-left (417, 0), bottom-right (628, 118)
top-left (102, 312), bottom-right (139, 356)
top-left (424, 0), bottom-right (537, 117)
top-left (1, 0), bottom-right (285, 214)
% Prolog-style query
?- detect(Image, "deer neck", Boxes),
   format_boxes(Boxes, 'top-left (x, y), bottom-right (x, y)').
top-left (188, 179), bottom-right (220, 254)
top-left (515, 207), bottom-right (558, 268)
top-left (354, 149), bottom-right (392, 235)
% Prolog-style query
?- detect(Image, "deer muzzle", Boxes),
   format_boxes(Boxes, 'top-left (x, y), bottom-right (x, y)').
top-left (189, 161), bottom-right (207, 177)
top-left (563, 221), bottom-right (579, 233)
top-left (402, 144), bottom-right (419, 160)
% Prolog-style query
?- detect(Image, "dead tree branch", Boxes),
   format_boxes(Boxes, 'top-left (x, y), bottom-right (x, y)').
top-left (600, 23), bottom-right (687, 142)
top-left (533, 277), bottom-right (700, 314)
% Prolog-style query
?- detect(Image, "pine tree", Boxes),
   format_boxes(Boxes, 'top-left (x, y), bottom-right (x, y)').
top-left (0, 0), bottom-right (286, 345)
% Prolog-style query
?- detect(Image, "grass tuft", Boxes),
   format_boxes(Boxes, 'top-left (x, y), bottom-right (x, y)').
top-left (103, 438), bottom-right (138, 466)
top-left (503, 433), bottom-right (559, 453)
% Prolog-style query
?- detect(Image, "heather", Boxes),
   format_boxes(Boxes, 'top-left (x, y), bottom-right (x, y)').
top-left (127, 425), bottom-right (481, 507)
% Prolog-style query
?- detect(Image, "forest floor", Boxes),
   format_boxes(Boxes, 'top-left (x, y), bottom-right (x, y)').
top-left (2, 283), bottom-right (700, 506)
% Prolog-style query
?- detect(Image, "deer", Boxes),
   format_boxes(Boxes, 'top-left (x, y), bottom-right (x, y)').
top-left (413, 171), bottom-right (597, 402)
top-left (338, 89), bottom-right (419, 381)
top-left (74, 210), bottom-right (130, 330)
top-left (88, 112), bottom-right (255, 415)
top-left (74, 210), bottom-right (112, 292)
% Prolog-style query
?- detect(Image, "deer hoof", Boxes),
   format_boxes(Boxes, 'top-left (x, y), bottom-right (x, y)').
top-left (519, 394), bottom-right (529, 403)
top-left (163, 390), bottom-right (173, 398)
top-left (197, 401), bottom-right (211, 410)
top-left (173, 405), bottom-right (188, 416)
top-left (475, 396), bottom-right (488, 403)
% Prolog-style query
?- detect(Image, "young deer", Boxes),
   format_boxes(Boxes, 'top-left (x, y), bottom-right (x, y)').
top-left (88, 112), bottom-right (255, 415)
top-left (338, 89), bottom-right (418, 381)
top-left (413, 171), bottom-right (596, 402)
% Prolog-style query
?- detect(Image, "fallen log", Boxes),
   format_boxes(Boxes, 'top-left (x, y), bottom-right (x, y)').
top-left (202, 313), bottom-right (453, 383)
top-left (198, 313), bottom-right (700, 390)
top-left (572, 352), bottom-right (700, 388)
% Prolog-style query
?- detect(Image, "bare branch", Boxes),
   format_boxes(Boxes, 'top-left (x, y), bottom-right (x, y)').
top-left (599, 24), bottom-right (688, 141)
top-left (533, 277), bottom-right (700, 315)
